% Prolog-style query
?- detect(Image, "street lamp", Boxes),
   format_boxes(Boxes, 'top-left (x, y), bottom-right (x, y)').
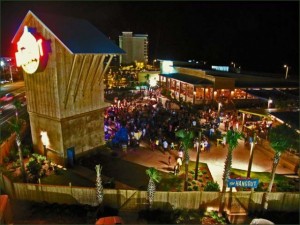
top-left (268, 98), bottom-right (273, 109)
top-left (9, 65), bottom-right (13, 83)
top-left (153, 59), bottom-right (157, 69)
top-left (0, 60), bottom-right (4, 82)
top-left (231, 61), bottom-right (236, 69)
top-left (284, 64), bottom-right (289, 79)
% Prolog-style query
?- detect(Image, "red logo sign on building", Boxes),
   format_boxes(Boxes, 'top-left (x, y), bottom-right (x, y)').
top-left (15, 26), bottom-right (50, 74)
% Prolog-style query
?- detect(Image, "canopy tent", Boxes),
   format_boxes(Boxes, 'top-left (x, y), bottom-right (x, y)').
top-left (238, 109), bottom-right (270, 118)
top-left (269, 111), bottom-right (300, 132)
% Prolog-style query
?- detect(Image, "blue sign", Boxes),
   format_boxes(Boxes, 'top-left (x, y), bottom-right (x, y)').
top-left (227, 178), bottom-right (259, 188)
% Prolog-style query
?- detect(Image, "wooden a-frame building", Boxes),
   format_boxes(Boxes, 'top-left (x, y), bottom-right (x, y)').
top-left (12, 10), bottom-right (125, 165)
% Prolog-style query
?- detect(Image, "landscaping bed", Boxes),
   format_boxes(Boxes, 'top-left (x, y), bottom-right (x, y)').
top-left (230, 168), bottom-right (299, 192)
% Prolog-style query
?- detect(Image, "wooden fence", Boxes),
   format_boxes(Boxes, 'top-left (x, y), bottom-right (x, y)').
top-left (0, 173), bottom-right (299, 214)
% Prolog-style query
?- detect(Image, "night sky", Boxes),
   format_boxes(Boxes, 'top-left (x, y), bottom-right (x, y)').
top-left (1, 1), bottom-right (299, 76)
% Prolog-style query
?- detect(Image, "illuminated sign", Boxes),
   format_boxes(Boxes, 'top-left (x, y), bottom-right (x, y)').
top-left (161, 61), bottom-right (176, 74)
top-left (211, 65), bottom-right (229, 72)
top-left (15, 26), bottom-right (49, 74)
top-left (227, 178), bottom-right (259, 188)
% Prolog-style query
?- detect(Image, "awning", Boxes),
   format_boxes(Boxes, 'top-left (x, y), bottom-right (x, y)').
top-left (238, 109), bottom-right (270, 118)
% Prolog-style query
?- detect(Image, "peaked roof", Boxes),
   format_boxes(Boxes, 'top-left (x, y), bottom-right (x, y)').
top-left (12, 10), bottom-right (125, 54)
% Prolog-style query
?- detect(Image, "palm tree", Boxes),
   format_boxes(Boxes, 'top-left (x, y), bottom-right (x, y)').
top-left (246, 132), bottom-right (257, 178)
top-left (95, 164), bottom-right (104, 205)
top-left (218, 129), bottom-right (243, 216)
top-left (9, 99), bottom-right (27, 182)
top-left (263, 123), bottom-right (298, 211)
top-left (175, 129), bottom-right (195, 191)
top-left (194, 131), bottom-right (202, 180)
top-left (146, 167), bottom-right (161, 208)
top-left (144, 73), bottom-right (150, 90)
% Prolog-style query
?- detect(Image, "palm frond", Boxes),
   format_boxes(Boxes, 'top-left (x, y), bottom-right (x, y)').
top-left (146, 167), bottom-right (161, 183)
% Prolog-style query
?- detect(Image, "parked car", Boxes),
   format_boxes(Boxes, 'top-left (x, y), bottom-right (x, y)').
top-left (250, 218), bottom-right (274, 224)
top-left (95, 216), bottom-right (124, 225)
top-left (0, 93), bottom-right (14, 102)
top-left (0, 79), bottom-right (9, 84)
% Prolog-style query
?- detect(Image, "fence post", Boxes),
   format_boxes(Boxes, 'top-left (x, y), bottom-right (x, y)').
top-left (69, 182), bottom-right (72, 196)
top-left (0, 172), bottom-right (5, 193)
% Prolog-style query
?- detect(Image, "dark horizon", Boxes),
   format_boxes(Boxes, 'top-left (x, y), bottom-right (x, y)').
top-left (1, 1), bottom-right (299, 76)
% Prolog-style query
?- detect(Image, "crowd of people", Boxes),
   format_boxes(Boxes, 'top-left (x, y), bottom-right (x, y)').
top-left (104, 93), bottom-right (245, 166)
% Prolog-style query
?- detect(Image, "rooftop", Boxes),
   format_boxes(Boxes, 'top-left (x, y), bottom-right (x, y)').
top-left (12, 10), bottom-right (125, 55)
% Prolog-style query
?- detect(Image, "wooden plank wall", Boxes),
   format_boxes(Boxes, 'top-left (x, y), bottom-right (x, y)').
top-left (22, 14), bottom-right (110, 120)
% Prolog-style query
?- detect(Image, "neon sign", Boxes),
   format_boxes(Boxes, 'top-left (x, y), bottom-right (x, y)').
top-left (15, 26), bottom-right (49, 74)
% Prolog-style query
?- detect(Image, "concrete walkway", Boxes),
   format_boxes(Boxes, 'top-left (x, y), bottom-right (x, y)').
top-left (119, 135), bottom-right (295, 191)
top-left (72, 95), bottom-right (297, 190)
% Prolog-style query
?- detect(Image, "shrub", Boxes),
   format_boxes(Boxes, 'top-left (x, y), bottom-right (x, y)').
top-left (198, 178), bottom-right (203, 182)
top-left (32, 153), bottom-right (46, 164)
top-left (202, 170), bottom-right (207, 174)
top-left (192, 180), bottom-right (196, 185)
top-left (26, 157), bottom-right (42, 183)
top-left (255, 182), bottom-right (266, 192)
top-left (204, 181), bottom-right (220, 191)
top-left (276, 180), bottom-right (295, 192)
top-left (193, 185), bottom-right (199, 191)
top-left (208, 211), bottom-right (226, 224)
top-left (8, 148), bottom-right (18, 161)
top-left (22, 146), bottom-right (31, 158)
top-left (3, 157), bottom-right (10, 163)
top-left (187, 187), bottom-right (193, 191)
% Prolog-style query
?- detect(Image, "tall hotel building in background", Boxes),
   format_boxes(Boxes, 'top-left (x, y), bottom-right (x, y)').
top-left (119, 31), bottom-right (148, 66)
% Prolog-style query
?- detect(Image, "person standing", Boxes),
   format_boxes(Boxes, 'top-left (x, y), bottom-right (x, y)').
top-left (177, 157), bottom-right (182, 170)
top-left (163, 139), bottom-right (168, 154)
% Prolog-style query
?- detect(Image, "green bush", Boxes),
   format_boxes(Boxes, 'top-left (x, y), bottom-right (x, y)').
top-left (255, 182), bottom-right (266, 192)
top-left (208, 211), bottom-right (226, 224)
top-left (26, 157), bottom-right (42, 183)
top-left (187, 187), bottom-right (193, 191)
top-left (3, 157), bottom-right (10, 163)
top-left (22, 146), bottom-right (31, 158)
top-left (276, 180), bottom-right (295, 192)
top-left (204, 181), bottom-right (220, 191)
top-left (198, 178), bottom-right (203, 182)
top-left (189, 170), bottom-right (195, 175)
top-left (192, 180), bottom-right (196, 185)
top-left (8, 148), bottom-right (18, 161)
top-left (193, 185), bottom-right (199, 191)
top-left (202, 170), bottom-right (207, 174)
top-left (32, 153), bottom-right (46, 164)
